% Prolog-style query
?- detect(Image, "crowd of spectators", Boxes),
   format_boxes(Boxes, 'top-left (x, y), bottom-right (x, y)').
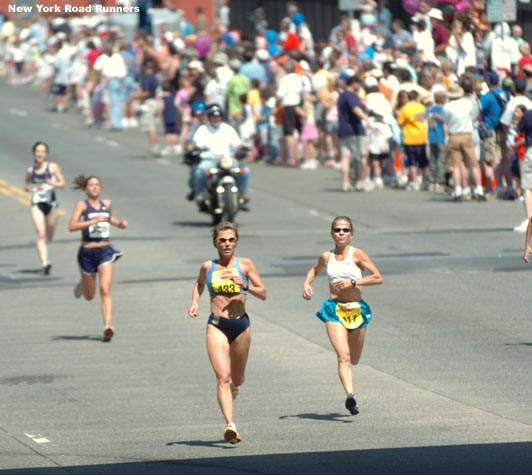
top-left (2, 0), bottom-right (532, 230)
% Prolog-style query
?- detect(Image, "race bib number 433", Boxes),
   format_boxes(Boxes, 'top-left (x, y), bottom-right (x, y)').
top-left (336, 302), bottom-right (364, 330)
top-left (211, 269), bottom-right (240, 294)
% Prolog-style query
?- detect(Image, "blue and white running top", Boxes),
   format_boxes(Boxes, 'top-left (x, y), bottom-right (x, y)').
top-left (206, 258), bottom-right (248, 297)
top-left (30, 162), bottom-right (56, 204)
top-left (80, 200), bottom-right (111, 243)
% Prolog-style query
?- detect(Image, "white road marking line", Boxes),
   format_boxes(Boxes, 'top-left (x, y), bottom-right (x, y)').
top-left (8, 107), bottom-right (28, 117)
top-left (106, 140), bottom-right (119, 147)
top-left (24, 433), bottom-right (50, 444)
top-left (308, 208), bottom-right (334, 222)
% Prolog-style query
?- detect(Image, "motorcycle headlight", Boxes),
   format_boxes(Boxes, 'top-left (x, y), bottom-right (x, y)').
top-left (219, 156), bottom-right (235, 169)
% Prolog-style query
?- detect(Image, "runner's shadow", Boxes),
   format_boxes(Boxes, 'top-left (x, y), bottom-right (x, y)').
top-left (166, 440), bottom-right (235, 449)
top-left (504, 342), bottom-right (532, 347)
top-left (172, 221), bottom-right (213, 228)
top-left (16, 268), bottom-right (44, 275)
top-left (51, 335), bottom-right (103, 342)
top-left (279, 413), bottom-right (354, 423)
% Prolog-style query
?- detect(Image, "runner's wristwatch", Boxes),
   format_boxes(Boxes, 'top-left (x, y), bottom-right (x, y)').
top-left (351, 279), bottom-right (357, 287)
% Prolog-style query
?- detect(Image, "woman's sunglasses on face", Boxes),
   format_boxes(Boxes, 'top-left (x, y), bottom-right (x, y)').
top-left (217, 237), bottom-right (237, 243)
top-left (333, 228), bottom-right (352, 233)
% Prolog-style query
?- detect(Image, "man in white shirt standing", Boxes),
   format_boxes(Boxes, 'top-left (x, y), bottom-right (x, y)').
top-left (276, 59), bottom-right (311, 166)
top-left (442, 79), bottom-right (487, 202)
top-left (93, 44), bottom-right (127, 130)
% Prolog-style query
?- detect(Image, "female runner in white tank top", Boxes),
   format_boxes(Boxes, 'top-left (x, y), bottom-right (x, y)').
top-left (302, 216), bottom-right (383, 415)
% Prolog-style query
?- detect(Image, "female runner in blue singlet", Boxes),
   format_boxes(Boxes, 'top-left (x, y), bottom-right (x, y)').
top-left (24, 142), bottom-right (65, 275)
top-left (302, 216), bottom-right (383, 416)
top-left (68, 175), bottom-right (128, 342)
top-left (188, 222), bottom-right (266, 444)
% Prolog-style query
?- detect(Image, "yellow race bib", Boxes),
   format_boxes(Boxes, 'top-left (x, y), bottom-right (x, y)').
top-left (211, 269), bottom-right (240, 294)
top-left (336, 302), bottom-right (364, 330)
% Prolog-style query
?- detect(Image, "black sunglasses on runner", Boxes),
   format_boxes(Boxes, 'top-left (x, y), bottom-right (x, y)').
top-left (217, 237), bottom-right (237, 243)
top-left (333, 228), bottom-right (352, 233)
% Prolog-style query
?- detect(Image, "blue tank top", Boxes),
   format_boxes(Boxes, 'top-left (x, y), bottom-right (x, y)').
top-left (206, 258), bottom-right (248, 297)
top-left (30, 162), bottom-right (56, 204)
top-left (80, 200), bottom-right (111, 243)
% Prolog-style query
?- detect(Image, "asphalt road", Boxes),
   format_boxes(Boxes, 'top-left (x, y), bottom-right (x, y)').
top-left (1, 83), bottom-right (532, 475)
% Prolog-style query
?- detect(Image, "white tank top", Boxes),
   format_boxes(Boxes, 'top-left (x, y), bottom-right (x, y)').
top-left (327, 246), bottom-right (362, 284)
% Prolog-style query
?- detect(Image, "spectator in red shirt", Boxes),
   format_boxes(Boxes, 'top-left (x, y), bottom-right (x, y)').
top-left (517, 43), bottom-right (532, 75)
top-left (86, 41), bottom-right (101, 70)
top-left (280, 19), bottom-right (300, 52)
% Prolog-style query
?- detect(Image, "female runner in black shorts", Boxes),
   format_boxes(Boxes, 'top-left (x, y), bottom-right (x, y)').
top-left (188, 222), bottom-right (266, 444)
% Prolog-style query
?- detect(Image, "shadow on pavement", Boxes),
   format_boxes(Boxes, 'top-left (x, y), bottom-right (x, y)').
top-left (166, 439), bottom-right (235, 450)
top-left (51, 335), bottom-right (103, 342)
top-left (279, 412), bottom-right (353, 423)
top-left (3, 442), bottom-right (532, 474)
top-left (172, 221), bottom-right (214, 228)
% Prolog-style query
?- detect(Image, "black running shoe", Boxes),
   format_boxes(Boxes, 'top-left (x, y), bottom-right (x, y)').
top-left (103, 327), bottom-right (114, 342)
top-left (345, 394), bottom-right (359, 415)
top-left (43, 263), bottom-right (52, 276)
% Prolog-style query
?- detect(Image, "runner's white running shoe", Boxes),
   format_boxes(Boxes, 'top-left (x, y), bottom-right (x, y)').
top-left (224, 423), bottom-right (241, 444)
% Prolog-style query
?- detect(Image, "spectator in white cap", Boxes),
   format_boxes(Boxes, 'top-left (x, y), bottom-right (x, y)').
top-left (255, 49), bottom-right (274, 85)
top-left (428, 8), bottom-right (449, 62)
top-left (186, 60), bottom-right (207, 112)
top-left (442, 78), bottom-right (487, 202)
top-left (205, 51), bottom-right (232, 107)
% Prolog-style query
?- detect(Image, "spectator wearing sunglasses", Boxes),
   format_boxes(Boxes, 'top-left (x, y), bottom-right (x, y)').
top-left (302, 216), bottom-right (383, 416)
top-left (188, 222), bottom-right (267, 444)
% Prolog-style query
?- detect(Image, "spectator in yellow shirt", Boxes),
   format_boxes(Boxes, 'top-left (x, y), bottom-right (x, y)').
top-left (397, 90), bottom-right (430, 190)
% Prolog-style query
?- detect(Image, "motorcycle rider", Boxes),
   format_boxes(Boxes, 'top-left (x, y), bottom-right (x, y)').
top-left (187, 103), bottom-right (250, 209)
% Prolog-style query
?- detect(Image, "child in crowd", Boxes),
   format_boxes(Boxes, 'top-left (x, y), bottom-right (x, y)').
top-left (368, 114), bottom-right (392, 188)
top-left (397, 90), bottom-right (430, 191)
top-left (239, 92), bottom-right (257, 150)
top-left (185, 100), bottom-right (208, 149)
top-left (299, 92), bottom-right (319, 169)
top-left (160, 81), bottom-right (180, 155)
top-left (427, 91), bottom-right (447, 192)
top-left (394, 89), bottom-right (410, 187)
top-left (91, 73), bottom-right (105, 129)
top-left (256, 87), bottom-right (274, 161)
top-left (508, 104), bottom-right (527, 198)
top-left (322, 78), bottom-right (339, 167)
top-left (175, 73), bottom-right (193, 152)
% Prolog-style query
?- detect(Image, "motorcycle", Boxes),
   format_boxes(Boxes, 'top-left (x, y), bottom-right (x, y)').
top-left (184, 147), bottom-right (248, 224)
